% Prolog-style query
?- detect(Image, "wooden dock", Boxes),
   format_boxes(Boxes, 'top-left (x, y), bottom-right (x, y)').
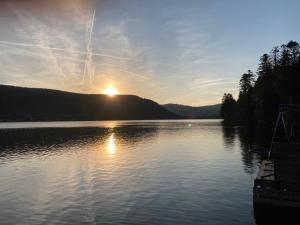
top-left (254, 143), bottom-right (300, 208)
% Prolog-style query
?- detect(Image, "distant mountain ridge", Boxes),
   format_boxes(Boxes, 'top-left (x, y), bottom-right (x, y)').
top-left (163, 103), bottom-right (221, 119)
top-left (0, 85), bottom-right (177, 122)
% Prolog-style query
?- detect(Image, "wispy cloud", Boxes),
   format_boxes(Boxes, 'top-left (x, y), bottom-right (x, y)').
top-left (0, 0), bottom-right (252, 105)
top-left (8, 2), bottom-right (79, 79)
top-left (83, 9), bottom-right (95, 84)
top-left (0, 39), bottom-right (136, 61)
top-left (1, 0), bottom-right (141, 92)
top-left (189, 78), bottom-right (237, 89)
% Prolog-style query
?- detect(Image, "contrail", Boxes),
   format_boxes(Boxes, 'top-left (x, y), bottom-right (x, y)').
top-left (0, 40), bottom-right (133, 61)
top-left (0, 40), bottom-right (71, 53)
top-left (83, 9), bottom-right (95, 84)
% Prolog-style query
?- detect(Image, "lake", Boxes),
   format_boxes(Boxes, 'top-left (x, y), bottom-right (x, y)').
top-left (0, 120), bottom-right (269, 225)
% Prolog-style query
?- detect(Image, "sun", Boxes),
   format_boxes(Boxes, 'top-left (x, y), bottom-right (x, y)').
top-left (102, 86), bottom-right (119, 96)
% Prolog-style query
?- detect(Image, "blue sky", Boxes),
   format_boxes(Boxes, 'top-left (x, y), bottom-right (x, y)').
top-left (0, 0), bottom-right (299, 105)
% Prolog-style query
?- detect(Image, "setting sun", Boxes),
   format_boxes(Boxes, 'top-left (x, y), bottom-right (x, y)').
top-left (102, 86), bottom-right (119, 96)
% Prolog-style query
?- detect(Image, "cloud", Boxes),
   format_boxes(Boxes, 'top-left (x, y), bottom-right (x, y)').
top-left (0, 1), bottom-right (240, 105)
top-left (83, 9), bottom-right (95, 84)
top-left (8, 2), bottom-right (78, 79)
top-left (1, 0), bottom-right (142, 91)
top-left (189, 78), bottom-right (237, 89)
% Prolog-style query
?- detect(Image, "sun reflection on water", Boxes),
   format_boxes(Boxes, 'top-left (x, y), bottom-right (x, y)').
top-left (106, 133), bottom-right (116, 157)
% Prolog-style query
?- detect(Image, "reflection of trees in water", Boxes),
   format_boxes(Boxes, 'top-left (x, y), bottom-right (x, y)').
top-left (222, 125), bottom-right (256, 173)
top-left (254, 202), bottom-right (300, 225)
top-left (222, 124), bottom-right (273, 174)
top-left (222, 126), bottom-right (236, 149)
top-left (0, 126), bottom-right (159, 160)
top-left (236, 126), bottom-right (256, 174)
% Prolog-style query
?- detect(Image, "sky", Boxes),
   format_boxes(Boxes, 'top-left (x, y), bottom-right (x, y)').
top-left (0, 0), bottom-right (300, 106)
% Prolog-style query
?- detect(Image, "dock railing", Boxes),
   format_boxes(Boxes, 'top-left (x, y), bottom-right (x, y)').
top-left (266, 104), bottom-right (300, 192)
top-left (268, 104), bottom-right (300, 159)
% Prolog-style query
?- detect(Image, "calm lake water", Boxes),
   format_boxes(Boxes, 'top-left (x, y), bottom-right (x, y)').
top-left (0, 120), bottom-right (270, 225)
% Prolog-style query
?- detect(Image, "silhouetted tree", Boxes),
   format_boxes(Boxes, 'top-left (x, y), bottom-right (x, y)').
top-left (254, 53), bottom-right (278, 123)
top-left (221, 93), bottom-right (236, 124)
top-left (280, 44), bottom-right (291, 67)
top-left (221, 40), bottom-right (300, 125)
top-left (236, 70), bottom-right (255, 124)
top-left (271, 46), bottom-right (280, 68)
top-left (258, 54), bottom-right (272, 77)
top-left (286, 41), bottom-right (300, 64)
top-left (239, 70), bottom-right (255, 93)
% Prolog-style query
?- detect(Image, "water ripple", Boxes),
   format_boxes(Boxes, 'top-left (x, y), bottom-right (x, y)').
top-left (0, 120), bottom-right (262, 225)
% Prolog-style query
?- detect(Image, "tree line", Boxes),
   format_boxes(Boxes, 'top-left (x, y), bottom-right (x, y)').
top-left (221, 40), bottom-right (300, 125)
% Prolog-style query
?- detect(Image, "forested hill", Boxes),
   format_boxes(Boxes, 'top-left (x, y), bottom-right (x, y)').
top-left (0, 85), bottom-right (178, 122)
top-left (221, 40), bottom-right (300, 125)
top-left (163, 104), bottom-right (221, 119)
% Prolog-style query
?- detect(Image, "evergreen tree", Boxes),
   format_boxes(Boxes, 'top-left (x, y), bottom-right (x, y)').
top-left (221, 40), bottom-right (300, 125)
top-left (221, 93), bottom-right (236, 124)
top-left (236, 70), bottom-right (255, 124)
top-left (280, 44), bottom-right (291, 67)
top-left (271, 46), bottom-right (280, 68)
top-left (258, 54), bottom-right (272, 77)
top-left (239, 70), bottom-right (255, 94)
top-left (254, 52), bottom-right (278, 123)
top-left (286, 41), bottom-right (300, 64)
